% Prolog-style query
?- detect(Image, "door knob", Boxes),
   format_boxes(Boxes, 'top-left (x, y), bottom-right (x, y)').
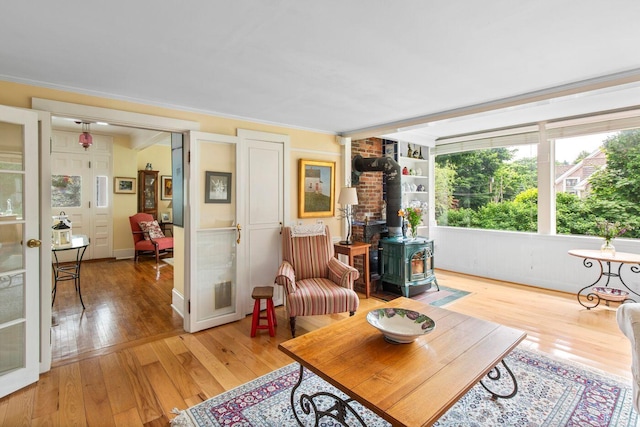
top-left (27, 239), bottom-right (42, 248)
top-left (236, 224), bottom-right (242, 244)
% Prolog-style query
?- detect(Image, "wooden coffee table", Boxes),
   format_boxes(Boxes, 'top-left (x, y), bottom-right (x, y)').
top-left (279, 297), bottom-right (526, 426)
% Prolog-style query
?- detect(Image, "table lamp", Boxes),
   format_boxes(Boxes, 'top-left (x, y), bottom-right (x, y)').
top-left (338, 187), bottom-right (358, 245)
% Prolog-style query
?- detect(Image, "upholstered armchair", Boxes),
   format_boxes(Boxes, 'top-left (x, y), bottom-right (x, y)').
top-left (617, 303), bottom-right (640, 412)
top-left (129, 213), bottom-right (174, 265)
top-left (275, 225), bottom-right (360, 337)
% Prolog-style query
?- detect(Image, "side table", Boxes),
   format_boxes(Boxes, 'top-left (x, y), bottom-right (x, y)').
top-left (334, 241), bottom-right (371, 298)
top-left (52, 234), bottom-right (90, 309)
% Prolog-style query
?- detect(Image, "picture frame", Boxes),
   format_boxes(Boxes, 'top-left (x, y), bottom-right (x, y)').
top-left (298, 159), bottom-right (335, 218)
top-left (161, 175), bottom-right (173, 200)
top-left (205, 171), bottom-right (232, 203)
top-left (160, 211), bottom-right (172, 223)
top-left (114, 177), bottom-right (136, 194)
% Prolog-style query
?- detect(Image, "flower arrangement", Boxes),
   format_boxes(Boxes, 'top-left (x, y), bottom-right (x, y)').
top-left (597, 220), bottom-right (628, 244)
top-left (398, 206), bottom-right (424, 238)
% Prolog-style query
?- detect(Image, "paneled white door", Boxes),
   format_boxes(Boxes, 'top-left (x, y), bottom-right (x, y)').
top-left (238, 130), bottom-right (288, 312)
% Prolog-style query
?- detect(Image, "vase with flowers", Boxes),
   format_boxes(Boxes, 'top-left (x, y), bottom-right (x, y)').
top-left (596, 220), bottom-right (628, 256)
top-left (398, 206), bottom-right (424, 239)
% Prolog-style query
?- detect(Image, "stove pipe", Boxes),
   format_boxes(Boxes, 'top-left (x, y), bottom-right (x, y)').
top-left (352, 154), bottom-right (402, 237)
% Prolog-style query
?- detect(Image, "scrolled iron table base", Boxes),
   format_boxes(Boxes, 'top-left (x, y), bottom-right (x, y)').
top-left (574, 256), bottom-right (640, 309)
top-left (479, 359), bottom-right (518, 400)
top-left (291, 361), bottom-right (518, 426)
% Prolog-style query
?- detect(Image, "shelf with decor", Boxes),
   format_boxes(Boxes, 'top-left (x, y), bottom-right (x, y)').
top-left (398, 143), bottom-right (429, 234)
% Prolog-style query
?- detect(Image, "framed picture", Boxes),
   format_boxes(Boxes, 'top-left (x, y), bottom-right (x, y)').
top-left (114, 177), bottom-right (136, 194)
top-left (205, 171), bottom-right (232, 203)
top-left (298, 159), bottom-right (335, 218)
top-left (161, 175), bottom-right (173, 200)
top-left (160, 211), bottom-right (172, 223)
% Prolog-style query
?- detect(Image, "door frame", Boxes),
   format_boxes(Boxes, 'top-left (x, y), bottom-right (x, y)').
top-left (31, 99), bottom-right (199, 370)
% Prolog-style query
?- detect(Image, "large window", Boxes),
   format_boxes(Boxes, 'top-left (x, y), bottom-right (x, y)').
top-left (435, 144), bottom-right (538, 231)
top-left (433, 116), bottom-right (640, 240)
top-left (555, 129), bottom-right (640, 239)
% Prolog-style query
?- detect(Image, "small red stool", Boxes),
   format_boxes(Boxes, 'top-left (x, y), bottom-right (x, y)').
top-left (251, 286), bottom-right (277, 337)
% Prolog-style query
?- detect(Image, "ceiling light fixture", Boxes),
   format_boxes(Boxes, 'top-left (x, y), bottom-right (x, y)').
top-left (78, 122), bottom-right (93, 150)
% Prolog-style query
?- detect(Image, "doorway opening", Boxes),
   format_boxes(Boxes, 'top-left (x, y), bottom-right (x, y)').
top-left (49, 118), bottom-right (181, 366)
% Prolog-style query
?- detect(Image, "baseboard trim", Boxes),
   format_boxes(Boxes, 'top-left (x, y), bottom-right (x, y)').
top-left (172, 288), bottom-right (184, 318)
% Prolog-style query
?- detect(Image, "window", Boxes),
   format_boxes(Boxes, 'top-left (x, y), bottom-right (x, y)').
top-left (435, 143), bottom-right (538, 231)
top-left (554, 129), bottom-right (640, 239)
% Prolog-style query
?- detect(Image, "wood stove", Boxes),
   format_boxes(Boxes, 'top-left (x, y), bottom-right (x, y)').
top-left (380, 236), bottom-right (437, 297)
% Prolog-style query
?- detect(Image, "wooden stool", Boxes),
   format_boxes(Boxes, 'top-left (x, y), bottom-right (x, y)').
top-left (251, 286), bottom-right (277, 337)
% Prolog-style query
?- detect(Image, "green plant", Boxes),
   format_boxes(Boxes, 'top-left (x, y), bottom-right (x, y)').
top-left (596, 220), bottom-right (628, 243)
top-left (398, 207), bottom-right (423, 236)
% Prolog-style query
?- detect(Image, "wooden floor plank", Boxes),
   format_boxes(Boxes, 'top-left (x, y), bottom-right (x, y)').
top-left (2, 384), bottom-right (36, 427)
top-left (78, 358), bottom-right (115, 427)
top-left (57, 363), bottom-right (87, 427)
top-left (31, 369), bottom-right (59, 420)
top-left (117, 349), bottom-right (164, 424)
top-left (99, 352), bottom-right (137, 416)
top-left (149, 340), bottom-right (201, 400)
top-left (140, 362), bottom-right (186, 421)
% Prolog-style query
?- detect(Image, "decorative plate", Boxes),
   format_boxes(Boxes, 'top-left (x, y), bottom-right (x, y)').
top-left (366, 308), bottom-right (435, 344)
top-left (592, 287), bottom-right (629, 302)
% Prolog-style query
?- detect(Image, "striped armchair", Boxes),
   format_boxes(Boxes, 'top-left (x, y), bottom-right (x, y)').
top-left (275, 226), bottom-right (360, 337)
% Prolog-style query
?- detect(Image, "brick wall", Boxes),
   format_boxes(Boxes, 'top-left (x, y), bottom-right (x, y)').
top-left (350, 137), bottom-right (384, 295)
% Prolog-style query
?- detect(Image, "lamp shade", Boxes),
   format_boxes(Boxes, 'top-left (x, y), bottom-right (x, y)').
top-left (338, 187), bottom-right (358, 205)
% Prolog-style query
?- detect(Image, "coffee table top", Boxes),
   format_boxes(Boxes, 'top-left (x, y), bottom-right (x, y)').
top-left (279, 297), bottom-right (526, 426)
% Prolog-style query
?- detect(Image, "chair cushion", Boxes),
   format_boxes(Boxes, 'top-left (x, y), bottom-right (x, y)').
top-left (287, 277), bottom-right (359, 317)
top-left (139, 220), bottom-right (165, 239)
top-left (135, 236), bottom-right (174, 251)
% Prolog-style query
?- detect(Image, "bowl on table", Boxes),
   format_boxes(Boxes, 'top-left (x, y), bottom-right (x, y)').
top-left (592, 286), bottom-right (629, 302)
top-left (366, 308), bottom-right (435, 344)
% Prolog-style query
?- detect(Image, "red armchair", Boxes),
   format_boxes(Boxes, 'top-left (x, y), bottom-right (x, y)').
top-left (129, 213), bottom-right (173, 264)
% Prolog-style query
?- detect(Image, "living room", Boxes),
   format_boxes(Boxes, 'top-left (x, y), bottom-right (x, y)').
top-left (2, 2), bottom-right (640, 425)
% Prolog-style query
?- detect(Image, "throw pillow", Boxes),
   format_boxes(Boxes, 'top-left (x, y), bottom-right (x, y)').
top-left (139, 220), bottom-right (165, 240)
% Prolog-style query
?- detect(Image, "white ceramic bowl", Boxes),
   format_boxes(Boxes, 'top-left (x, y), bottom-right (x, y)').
top-left (367, 308), bottom-right (436, 344)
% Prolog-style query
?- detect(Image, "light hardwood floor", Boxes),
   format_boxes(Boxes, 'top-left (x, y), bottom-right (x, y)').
top-left (0, 261), bottom-right (633, 426)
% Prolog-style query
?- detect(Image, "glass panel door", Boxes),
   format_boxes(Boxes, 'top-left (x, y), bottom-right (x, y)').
top-left (0, 105), bottom-right (39, 398)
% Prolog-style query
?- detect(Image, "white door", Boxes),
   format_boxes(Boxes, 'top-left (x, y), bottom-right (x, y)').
top-left (238, 130), bottom-right (289, 311)
top-left (50, 131), bottom-right (113, 260)
top-left (184, 131), bottom-right (244, 332)
top-left (0, 105), bottom-right (40, 398)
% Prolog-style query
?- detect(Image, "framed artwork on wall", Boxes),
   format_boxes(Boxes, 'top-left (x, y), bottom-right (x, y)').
top-left (298, 159), bottom-right (335, 218)
top-left (161, 175), bottom-right (173, 200)
top-left (205, 171), bottom-right (232, 203)
top-left (114, 177), bottom-right (136, 194)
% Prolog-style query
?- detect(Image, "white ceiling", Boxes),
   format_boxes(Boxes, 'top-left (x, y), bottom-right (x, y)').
top-left (2, 1), bottom-right (640, 143)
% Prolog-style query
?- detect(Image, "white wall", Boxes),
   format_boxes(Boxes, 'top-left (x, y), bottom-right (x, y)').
top-left (432, 226), bottom-right (640, 294)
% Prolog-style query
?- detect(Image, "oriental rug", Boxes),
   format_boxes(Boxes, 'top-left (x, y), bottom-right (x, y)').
top-left (171, 347), bottom-right (638, 427)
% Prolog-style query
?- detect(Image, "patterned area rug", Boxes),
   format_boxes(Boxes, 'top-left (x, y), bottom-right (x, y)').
top-left (172, 347), bottom-right (638, 426)
top-left (371, 285), bottom-right (470, 307)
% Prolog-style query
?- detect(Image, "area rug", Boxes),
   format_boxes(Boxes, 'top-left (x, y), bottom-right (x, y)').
top-left (371, 285), bottom-right (470, 307)
top-left (163, 257), bottom-right (175, 266)
top-left (171, 347), bottom-right (638, 426)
